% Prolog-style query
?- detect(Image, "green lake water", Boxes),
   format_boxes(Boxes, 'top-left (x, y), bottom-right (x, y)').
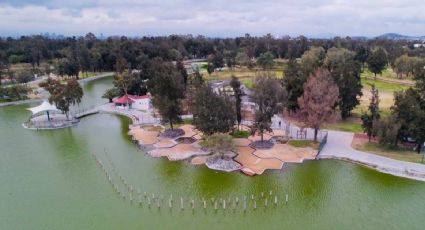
top-left (1, 76), bottom-right (425, 229)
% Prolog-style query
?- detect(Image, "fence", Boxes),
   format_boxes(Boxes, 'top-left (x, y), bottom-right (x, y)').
top-left (24, 118), bottom-right (79, 130)
top-left (70, 105), bottom-right (97, 118)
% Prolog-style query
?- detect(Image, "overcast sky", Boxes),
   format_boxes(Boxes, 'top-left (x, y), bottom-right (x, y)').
top-left (1, 0), bottom-right (425, 37)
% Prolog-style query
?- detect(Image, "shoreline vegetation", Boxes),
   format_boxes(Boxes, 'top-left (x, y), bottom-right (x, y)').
top-left (4, 34), bottom-right (425, 182)
top-left (0, 72), bottom-right (113, 107)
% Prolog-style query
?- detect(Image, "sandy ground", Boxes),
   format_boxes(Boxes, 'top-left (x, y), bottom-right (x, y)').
top-left (254, 144), bottom-right (316, 163)
top-left (129, 127), bottom-right (159, 145)
top-left (149, 143), bottom-right (208, 161)
top-left (233, 138), bottom-right (252, 146)
top-left (191, 156), bottom-right (209, 165)
top-left (154, 138), bottom-right (176, 148)
top-left (129, 122), bottom-right (317, 176)
top-left (180, 125), bottom-right (197, 137)
top-left (248, 132), bottom-right (273, 142)
top-left (234, 146), bottom-right (283, 175)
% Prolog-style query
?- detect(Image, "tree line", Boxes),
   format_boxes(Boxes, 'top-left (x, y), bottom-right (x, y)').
top-left (2, 33), bottom-right (425, 84)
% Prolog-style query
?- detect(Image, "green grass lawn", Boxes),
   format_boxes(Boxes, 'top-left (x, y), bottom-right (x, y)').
top-left (353, 142), bottom-right (424, 164)
top-left (288, 140), bottom-right (318, 149)
top-left (164, 119), bottom-right (193, 129)
top-left (241, 79), bottom-right (254, 89)
top-left (361, 77), bottom-right (409, 92)
top-left (231, 130), bottom-right (250, 138)
top-left (362, 67), bottom-right (397, 79)
top-left (205, 68), bottom-right (283, 81)
top-left (79, 71), bottom-right (114, 79)
top-left (324, 121), bottom-right (363, 133)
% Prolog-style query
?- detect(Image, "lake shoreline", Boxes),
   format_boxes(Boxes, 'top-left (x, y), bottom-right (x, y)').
top-left (0, 73), bottom-right (114, 107)
top-left (319, 130), bottom-right (425, 182)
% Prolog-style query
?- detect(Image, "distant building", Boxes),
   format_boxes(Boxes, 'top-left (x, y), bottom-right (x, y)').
top-left (113, 94), bottom-right (151, 110)
top-left (210, 80), bottom-right (234, 96)
top-left (413, 43), bottom-right (425, 48)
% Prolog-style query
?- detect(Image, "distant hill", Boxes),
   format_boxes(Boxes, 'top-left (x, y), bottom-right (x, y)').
top-left (376, 33), bottom-right (425, 41)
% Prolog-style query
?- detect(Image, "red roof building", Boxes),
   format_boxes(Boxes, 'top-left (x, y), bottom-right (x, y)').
top-left (113, 94), bottom-right (152, 110)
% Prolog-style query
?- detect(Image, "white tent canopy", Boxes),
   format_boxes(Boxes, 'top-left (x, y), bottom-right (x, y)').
top-left (27, 101), bottom-right (61, 115)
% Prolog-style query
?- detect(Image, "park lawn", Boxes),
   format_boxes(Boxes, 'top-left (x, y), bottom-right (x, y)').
top-left (356, 74), bottom-right (409, 117)
top-left (353, 141), bottom-right (424, 164)
top-left (231, 130), bottom-right (250, 138)
top-left (324, 121), bottom-right (363, 133)
top-left (361, 67), bottom-right (397, 79)
top-left (241, 79), bottom-right (254, 89)
top-left (79, 71), bottom-right (114, 79)
top-left (191, 61), bottom-right (208, 72)
top-left (164, 119), bottom-right (193, 129)
top-left (288, 140), bottom-right (319, 149)
top-left (361, 77), bottom-right (409, 92)
top-left (205, 67), bottom-right (283, 81)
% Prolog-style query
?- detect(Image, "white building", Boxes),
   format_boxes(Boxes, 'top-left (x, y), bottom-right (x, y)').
top-left (113, 94), bottom-right (152, 110)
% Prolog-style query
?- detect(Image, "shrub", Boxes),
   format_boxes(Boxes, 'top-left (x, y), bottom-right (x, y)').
top-left (231, 130), bottom-right (250, 138)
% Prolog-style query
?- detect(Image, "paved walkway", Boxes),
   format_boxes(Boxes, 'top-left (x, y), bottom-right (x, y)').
top-left (318, 130), bottom-right (425, 182)
top-left (97, 103), bottom-right (160, 125)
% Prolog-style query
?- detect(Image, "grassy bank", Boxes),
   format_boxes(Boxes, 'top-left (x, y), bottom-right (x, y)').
top-left (324, 121), bottom-right (363, 133)
top-left (353, 141), bottom-right (424, 164)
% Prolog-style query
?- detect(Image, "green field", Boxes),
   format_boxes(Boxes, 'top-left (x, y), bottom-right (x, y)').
top-left (324, 121), bottom-right (363, 133)
top-left (353, 142), bottom-right (423, 164)
top-left (288, 139), bottom-right (317, 148)
top-left (361, 77), bottom-right (409, 92)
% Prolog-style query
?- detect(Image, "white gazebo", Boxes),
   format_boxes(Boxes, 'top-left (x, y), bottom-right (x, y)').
top-left (27, 101), bottom-right (61, 121)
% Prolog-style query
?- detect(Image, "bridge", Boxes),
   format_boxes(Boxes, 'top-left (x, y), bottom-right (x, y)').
top-left (71, 103), bottom-right (161, 125)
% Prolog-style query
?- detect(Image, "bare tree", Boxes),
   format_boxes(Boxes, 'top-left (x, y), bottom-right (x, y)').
top-left (298, 68), bottom-right (339, 141)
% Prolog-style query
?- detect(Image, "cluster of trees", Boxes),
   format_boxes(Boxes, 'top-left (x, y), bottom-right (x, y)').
top-left (2, 33), bottom-right (425, 84)
top-left (284, 46), bottom-right (362, 119)
top-left (393, 55), bottom-right (425, 79)
top-left (0, 84), bottom-right (30, 102)
top-left (361, 62), bottom-right (425, 153)
top-left (39, 78), bottom-right (83, 117)
top-left (7, 33), bottom-right (425, 149)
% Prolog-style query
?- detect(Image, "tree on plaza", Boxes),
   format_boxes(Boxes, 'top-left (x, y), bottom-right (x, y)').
top-left (297, 68), bottom-right (339, 141)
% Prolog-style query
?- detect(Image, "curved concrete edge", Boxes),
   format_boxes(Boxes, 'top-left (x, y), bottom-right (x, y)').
top-left (318, 130), bottom-right (425, 182)
top-left (318, 155), bottom-right (425, 182)
top-left (22, 121), bottom-right (78, 130)
top-left (0, 98), bottom-right (43, 107)
top-left (77, 73), bottom-right (114, 84)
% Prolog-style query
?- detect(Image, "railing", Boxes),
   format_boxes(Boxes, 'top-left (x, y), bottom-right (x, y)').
top-left (70, 105), bottom-right (97, 118)
top-left (24, 118), bottom-right (79, 130)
